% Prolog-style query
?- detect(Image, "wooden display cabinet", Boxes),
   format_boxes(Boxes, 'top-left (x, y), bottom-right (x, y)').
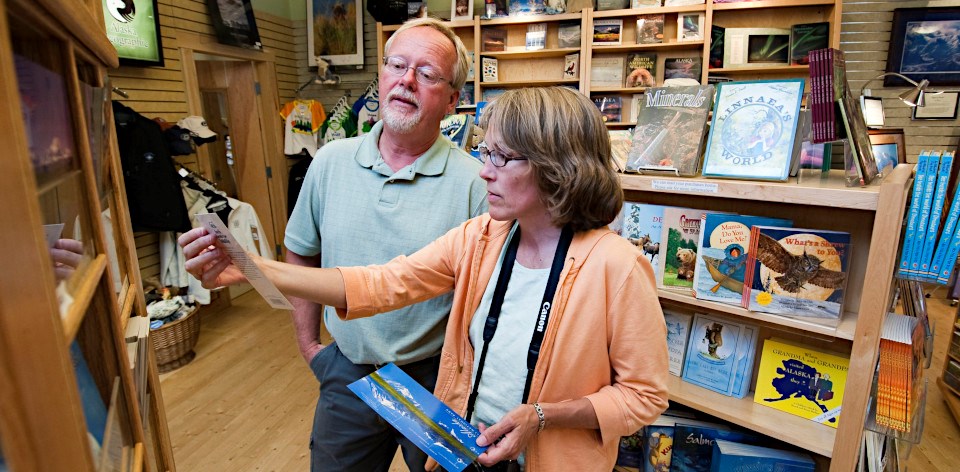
top-left (938, 287), bottom-right (960, 426)
top-left (0, 0), bottom-right (174, 470)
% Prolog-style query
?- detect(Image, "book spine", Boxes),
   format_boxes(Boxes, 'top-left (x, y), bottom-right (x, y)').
top-left (931, 152), bottom-right (960, 278)
top-left (900, 152), bottom-right (930, 277)
top-left (910, 151), bottom-right (942, 274)
top-left (920, 152), bottom-right (954, 278)
top-left (937, 205), bottom-right (960, 283)
top-left (742, 226), bottom-right (761, 308)
top-left (810, 48), bottom-right (822, 143)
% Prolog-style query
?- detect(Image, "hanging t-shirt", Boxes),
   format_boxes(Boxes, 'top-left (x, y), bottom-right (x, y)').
top-left (320, 95), bottom-right (357, 145)
top-left (352, 78), bottom-right (380, 136)
top-left (279, 99), bottom-right (326, 157)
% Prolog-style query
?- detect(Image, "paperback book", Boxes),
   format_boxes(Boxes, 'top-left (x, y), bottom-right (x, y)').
top-left (349, 363), bottom-right (487, 471)
top-left (709, 25), bottom-right (725, 69)
top-left (670, 423), bottom-right (764, 472)
top-left (525, 23), bottom-right (546, 51)
top-left (664, 309), bottom-right (693, 376)
top-left (754, 338), bottom-right (850, 428)
top-left (594, 96), bottom-right (623, 123)
top-left (658, 207), bottom-right (723, 291)
top-left (558, 21), bottom-right (581, 48)
top-left (642, 414), bottom-right (719, 472)
top-left (710, 440), bottom-right (815, 472)
top-left (481, 57), bottom-right (498, 82)
top-left (591, 56), bottom-right (626, 88)
top-left (636, 14), bottom-right (665, 44)
top-left (693, 214), bottom-right (793, 306)
top-left (619, 202), bottom-right (666, 262)
top-left (743, 225), bottom-right (851, 322)
top-left (481, 27), bottom-right (506, 52)
top-left (789, 22), bottom-right (829, 66)
top-left (626, 53), bottom-right (657, 88)
top-left (564, 53), bottom-right (580, 79)
top-left (593, 19), bottom-right (624, 46)
top-left (681, 313), bottom-right (758, 397)
top-left (702, 79), bottom-right (805, 181)
top-left (663, 56), bottom-right (702, 83)
top-left (609, 130), bottom-right (633, 171)
top-left (625, 85), bottom-right (714, 176)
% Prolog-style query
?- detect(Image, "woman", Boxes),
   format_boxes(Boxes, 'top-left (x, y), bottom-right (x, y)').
top-left (180, 87), bottom-right (669, 471)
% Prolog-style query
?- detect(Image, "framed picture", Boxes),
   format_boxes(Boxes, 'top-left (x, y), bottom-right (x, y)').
top-left (205, 0), bottom-right (262, 49)
top-left (677, 13), bottom-right (704, 42)
top-left (722, 28), bottom-right (791, 69)
top-left (593, 19), bottom-right (623, 46)
top-left (860, 96), bottom-right (885, 128)
top-left (451, 0), bottom-right (472, 20)
top-left (867, 129), bottom-right (906, 176)
top-left (913, 91), bottom-right (960, 120)
top-left (308, 0), bottom-right (364, 66)
top-left (101, 0), bottom-right (164, 66)
top-left (885, 7), bottom-right (960, 86)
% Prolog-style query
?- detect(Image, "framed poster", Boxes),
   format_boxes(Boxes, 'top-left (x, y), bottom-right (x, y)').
top-left (885, 7), bottom-right (960, 86)
top-left (912, 91), bottom-right (959, 120)
top-left (867, 129), bottom-right (906, 176)
top-left (451, 0), bottom-right (472, 20)
top-left (860, 96), bottom-right (885, 128)
top-left (205, 0), bottom-right (262, 49)
top-left (308, 0), bottom-right (364, 66)
top-left (101, 0), bottom-right (164, 66)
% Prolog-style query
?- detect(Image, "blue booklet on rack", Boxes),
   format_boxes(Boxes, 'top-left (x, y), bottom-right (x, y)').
top-left (348, 363), bottom-right (487, 472)
top-left (710, 439), bottom-right (814, 472)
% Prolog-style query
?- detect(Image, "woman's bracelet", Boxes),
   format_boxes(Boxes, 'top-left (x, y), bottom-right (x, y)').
top-left (532, 402), bottom-right (546, 432)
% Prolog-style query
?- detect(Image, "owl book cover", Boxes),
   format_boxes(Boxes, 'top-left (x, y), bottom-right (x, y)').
top-left (753, 338), bottom-right (850, 428)
top-left (702, 79), bottom-right (805, 181)
top-left (742, 226), bottom-right (851, 324)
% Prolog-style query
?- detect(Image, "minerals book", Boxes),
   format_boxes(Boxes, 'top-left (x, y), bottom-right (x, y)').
top-left (753, 338), bottom-right (849, 428)
top-left (348, 363), bottom-right (486, 472)
top-left (624, 85), bottom-right (714, 176)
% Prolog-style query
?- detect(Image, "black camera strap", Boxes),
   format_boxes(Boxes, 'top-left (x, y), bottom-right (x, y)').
top-left (465, 224), bottom-right (574, 422)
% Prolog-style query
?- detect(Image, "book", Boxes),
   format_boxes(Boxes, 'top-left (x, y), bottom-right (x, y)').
top-left (591, 56), bottom-right (626, 88)
top-left (593, 19), bottom-right (624, 46)
top-left (509, 0), bottom-right (546, 16)
top-left (642, 414), bottom-right (719, 472)
top-left (899, 150), bottom-right (933, 277)
top-left (743, 225), bottom-right (851, 322)
top-left (637, 14), bottom-right (665, 44)
top-left (629, 93), bottom-right (643, 123)
top-left (609, 130), bottom-right (634, 172)
top-left (929, 152), bottom-right (960, 280)
top-left (663, 56), bottom-right (702, 83)
top-left (70, 341), bottom-right (108, 450)
top-left (558, 21), bottom-right (581, 48)
top-left (348, 363), bottom-right (487, 471)
top-left (619, 202), bottom-right (666, 262)
top-left (702, 79), bottom-right (805, 181)
top-left (525, 23), bottom-right (546, 51)
top-left (658, 207), bottom-right (723, 292)
top-left (919, 151), bottom-right (954, 277)
top-left (625, 85), bottom-right (714, 176)
top-left (754, 338), bottom-right (850, 428)
top-left (633, 0), bottom-right (661, 6)
top-left (789, 22), bottom-right (829, 66)
top-left (563, 53), bottom-right (580, 79)
top-left (876, 312), bottom-right (925, 432)
top-left (664, 0), bottom-right (705, 5)
top-left (618, 428), bottom-right (646, 468)
top-left (678, 13), bottom-right (704, 42)
top-left (710, 440), bottom-right (815, 472)
top-left (908, 151), bottom-right (942, 275)
top-left (466, 51), bottom-right (475, 80)
top-left (693, 214), bottom-right (793, 306)
top-left (440, 114), bottom-right (473, 149)
top-left (670, 423), bottom-right (764, 472)
top-left (709, 25), bottom-right (724, 69)
top-left (481, 87), bottom-right (505, 102)
top-left (458, 83), bottom-right (474, 107)
top-left (481, 27), bottom-right (506, 52)
top-left (626, 53), bottom-right (657, 88)
top-left (481, 57), bottom-right (498, 82)
top-left (595, 96), bottom-right (623, 123)
top-left (681, 313), bottom-right (758, 397)
top-left (598, 0), bottom-right (629, 10)
top-left (834, 48), bottom-right (879, 185)
top-left (664, 309), bottom-right (693, 376)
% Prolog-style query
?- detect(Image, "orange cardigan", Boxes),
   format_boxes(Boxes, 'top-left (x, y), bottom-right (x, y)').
top-left (338, 215), bottom-right (669, 471)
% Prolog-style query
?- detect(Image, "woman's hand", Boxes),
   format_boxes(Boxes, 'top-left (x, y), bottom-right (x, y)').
top-left (178, 227), bottom-right (248, 288)
top-left (475, 404), bottom-right (539, 466)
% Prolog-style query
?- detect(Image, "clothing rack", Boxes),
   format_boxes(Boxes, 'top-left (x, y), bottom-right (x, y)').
top-left (112, 86), bottom-right (128, 98)
top-left (176, 164), bottom-right (219, 191)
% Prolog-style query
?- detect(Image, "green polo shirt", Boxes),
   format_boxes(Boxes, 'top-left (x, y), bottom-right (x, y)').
top-left (285, 121), bottom-right (487, 365)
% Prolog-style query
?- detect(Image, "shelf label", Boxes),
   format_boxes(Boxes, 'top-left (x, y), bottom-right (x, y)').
top-left (651, 180), bottom-right (719, 194)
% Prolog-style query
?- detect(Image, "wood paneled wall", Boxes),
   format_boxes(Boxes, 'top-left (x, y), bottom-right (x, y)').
top-left (841, 0), bottom-right (960, 162)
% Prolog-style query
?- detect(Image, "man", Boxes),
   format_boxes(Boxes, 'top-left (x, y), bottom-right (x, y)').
top-left (283, 18), bottom-right (487, 472)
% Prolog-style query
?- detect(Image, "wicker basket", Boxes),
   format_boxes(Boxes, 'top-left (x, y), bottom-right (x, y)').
top-left (152, 305), bottom-right (201, 373)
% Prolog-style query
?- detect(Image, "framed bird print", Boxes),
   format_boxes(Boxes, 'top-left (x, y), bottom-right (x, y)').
top-left (101, 0), bottom-right (164, 66)
top-left (743, 226), bottom-right (851, 327)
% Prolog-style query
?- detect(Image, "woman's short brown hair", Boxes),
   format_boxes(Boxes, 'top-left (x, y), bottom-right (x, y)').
top-left (479, 87), bottom-right (624, 232)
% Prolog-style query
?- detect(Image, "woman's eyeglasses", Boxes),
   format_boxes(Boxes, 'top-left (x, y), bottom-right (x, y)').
top-left (477, 142), bottom-right (528, 167)
top-left (382, 56), bottom-right (452, 87)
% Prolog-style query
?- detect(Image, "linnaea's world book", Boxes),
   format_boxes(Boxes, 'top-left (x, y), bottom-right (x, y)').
top-left (348, 363), bottom-right (487, 472)
top-left (693, 214), bottom-right (792, 306)
top-left (701, 79), bottom-right (805, 181)
top-left (624, 85), bottom-right (714, 176)
top-left (753, 338), bottom-right (849, 428)
top-left (742, 225), bottom-right (851, 323)
top-left (664, 309), bottom-right (693, 376)
top-left (681, 313), bottom-right (758, 398)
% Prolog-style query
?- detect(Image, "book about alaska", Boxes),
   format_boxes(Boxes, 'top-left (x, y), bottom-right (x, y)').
top-left (625, 85), bottom-right (714, 176)
top-left (754, 338), bottom-right (850, 428)
top-left (701, 79), bottom-right (805, 181)
top-left (743, 225), bottom-right (851, 323)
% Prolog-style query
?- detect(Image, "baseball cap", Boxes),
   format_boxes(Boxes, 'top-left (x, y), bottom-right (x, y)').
top-left (163, 125), bottom-right (194, 156)
top-left (177, 116), bottom-right (217, 143)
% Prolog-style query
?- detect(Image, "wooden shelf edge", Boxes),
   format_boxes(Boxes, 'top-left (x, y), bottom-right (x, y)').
top-left (710, 65), bottom-right (810, 73)
top-left (618, 171), bottom-right (882, 211)
top-left (481, 79), bottom-right (580, 87)
top-left (62, 254), bottom-right (108, 345)
top-left (591, 40), bottom-right (705, 52)
top-left (480, 12), bottom-right (583, 25)
top-left (658, 289), bottom-right (856, 340)
top-left (712, 0), bottom-right (835, 12)
top-left (481, 47), bottom-right (580, 59)
top-left (592, 5), bottom-right (707, 18)
top-left (666, 375), bottom-right (836, 457)
top-left (937, 377), bottom-right (960, 426)
top-left (131, 442), bottom-right (144, 472)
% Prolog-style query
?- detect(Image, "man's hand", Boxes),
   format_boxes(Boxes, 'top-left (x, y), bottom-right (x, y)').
top-left (474, 404), bottom-right (539, 466)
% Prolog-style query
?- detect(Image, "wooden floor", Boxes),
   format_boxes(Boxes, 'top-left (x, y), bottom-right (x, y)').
top-left (160, 290), bottom-right (960, 471)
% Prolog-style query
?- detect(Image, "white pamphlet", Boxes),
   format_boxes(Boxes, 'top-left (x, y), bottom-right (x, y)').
top-left (195, 213), bottom-right (294, 310)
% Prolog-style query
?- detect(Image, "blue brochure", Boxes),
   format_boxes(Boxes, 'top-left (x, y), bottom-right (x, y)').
top-left (348, 363), bottom-right (487, 472)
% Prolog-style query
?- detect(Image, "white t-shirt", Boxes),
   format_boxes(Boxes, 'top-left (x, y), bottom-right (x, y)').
top-left (280, 99), bottom-right (325, 156)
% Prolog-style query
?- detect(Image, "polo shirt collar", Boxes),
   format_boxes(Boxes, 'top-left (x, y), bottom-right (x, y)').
top-left (355, 120), bottom-right (449, 178)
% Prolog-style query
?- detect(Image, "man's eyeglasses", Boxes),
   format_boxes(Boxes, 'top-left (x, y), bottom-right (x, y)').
top-left (478, 142), bottom-right (528, 167)
top-left (382, 56), bottom-right (452, 87)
